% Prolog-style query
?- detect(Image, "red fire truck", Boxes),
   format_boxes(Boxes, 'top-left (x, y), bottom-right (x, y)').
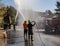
top-left (45, 17), bottom-right (60, 32)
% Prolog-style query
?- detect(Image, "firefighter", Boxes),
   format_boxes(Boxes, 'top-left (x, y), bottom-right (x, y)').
top-left (28, 20), bottom-right (35, 41)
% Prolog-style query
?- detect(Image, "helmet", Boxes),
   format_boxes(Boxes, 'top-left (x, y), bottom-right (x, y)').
top-left (28, 19), bottom-right (32, 22)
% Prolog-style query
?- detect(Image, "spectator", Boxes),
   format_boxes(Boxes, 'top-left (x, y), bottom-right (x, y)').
top-left (23, 21), bottom-right (28, 39)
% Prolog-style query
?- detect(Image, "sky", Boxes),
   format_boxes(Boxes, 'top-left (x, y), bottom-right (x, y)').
top-left (1, 0), bottom-right (60, 12)
top-left (1, 0), bottom-right (16, 7)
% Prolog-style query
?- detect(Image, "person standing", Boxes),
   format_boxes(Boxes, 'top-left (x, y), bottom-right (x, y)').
top-left (13, 23), bottom-right (16, 31)
top-left (28, 20), bottom-right (35, 41)
top-left (3, 13), bottom-right (10, 31)
top-left (23, 21), bottom-right (28, 39)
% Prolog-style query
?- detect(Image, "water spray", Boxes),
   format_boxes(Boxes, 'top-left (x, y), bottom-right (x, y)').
top-left (14, 0), bottom-right (26, 23)
top-left (19, 10), bottom-right (26, 21)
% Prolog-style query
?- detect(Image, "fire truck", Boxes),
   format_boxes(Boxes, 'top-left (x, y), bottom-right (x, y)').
top-left (45, 17), bottom-right (60, 32)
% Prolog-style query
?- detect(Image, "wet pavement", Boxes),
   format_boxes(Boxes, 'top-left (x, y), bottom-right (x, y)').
top-left (1, 26), bottom-right (60, 46)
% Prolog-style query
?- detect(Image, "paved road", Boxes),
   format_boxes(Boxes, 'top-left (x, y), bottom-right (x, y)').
top-left (6, 26), bottom-right (60, 46)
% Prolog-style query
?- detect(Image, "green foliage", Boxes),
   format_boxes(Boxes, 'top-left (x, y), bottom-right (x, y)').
top-left (56, 1), bottom-right (60, 8)
top-left (55, 1), bottom-right (60, 13)
top-left (55, 1), bottom-right (60, 19)
top-left (47, 10), bottom-right (52, 15)
top-left (7, 6), bottom-right (17, 24)
top-left (0, 6), bottom-right (17, 25)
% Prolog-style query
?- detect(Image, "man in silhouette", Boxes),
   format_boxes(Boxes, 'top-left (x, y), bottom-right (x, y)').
top-left (3, 13), bottom-right (10, 31)
top-left (28, 20), bottom-right (35, 41)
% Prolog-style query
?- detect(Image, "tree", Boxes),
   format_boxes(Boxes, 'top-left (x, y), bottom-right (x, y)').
top-left (7, 6), bottom-right (17, 24)
top-left (55, 1), bottom-right (60, 18)
top-left (46, 10), bottom-right (52, 15)
top-left (0, 6), bottom-right (17, 28)
top-left (4, 6), bottom-right (17, 29)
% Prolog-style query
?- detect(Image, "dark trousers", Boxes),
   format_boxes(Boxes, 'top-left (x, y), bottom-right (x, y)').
top-left (24, 29), bottom-right (27, 38)
top-left (28, 29), bottom-right (33, 40)
top-left (4, 24), bottom-right (8, 31)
